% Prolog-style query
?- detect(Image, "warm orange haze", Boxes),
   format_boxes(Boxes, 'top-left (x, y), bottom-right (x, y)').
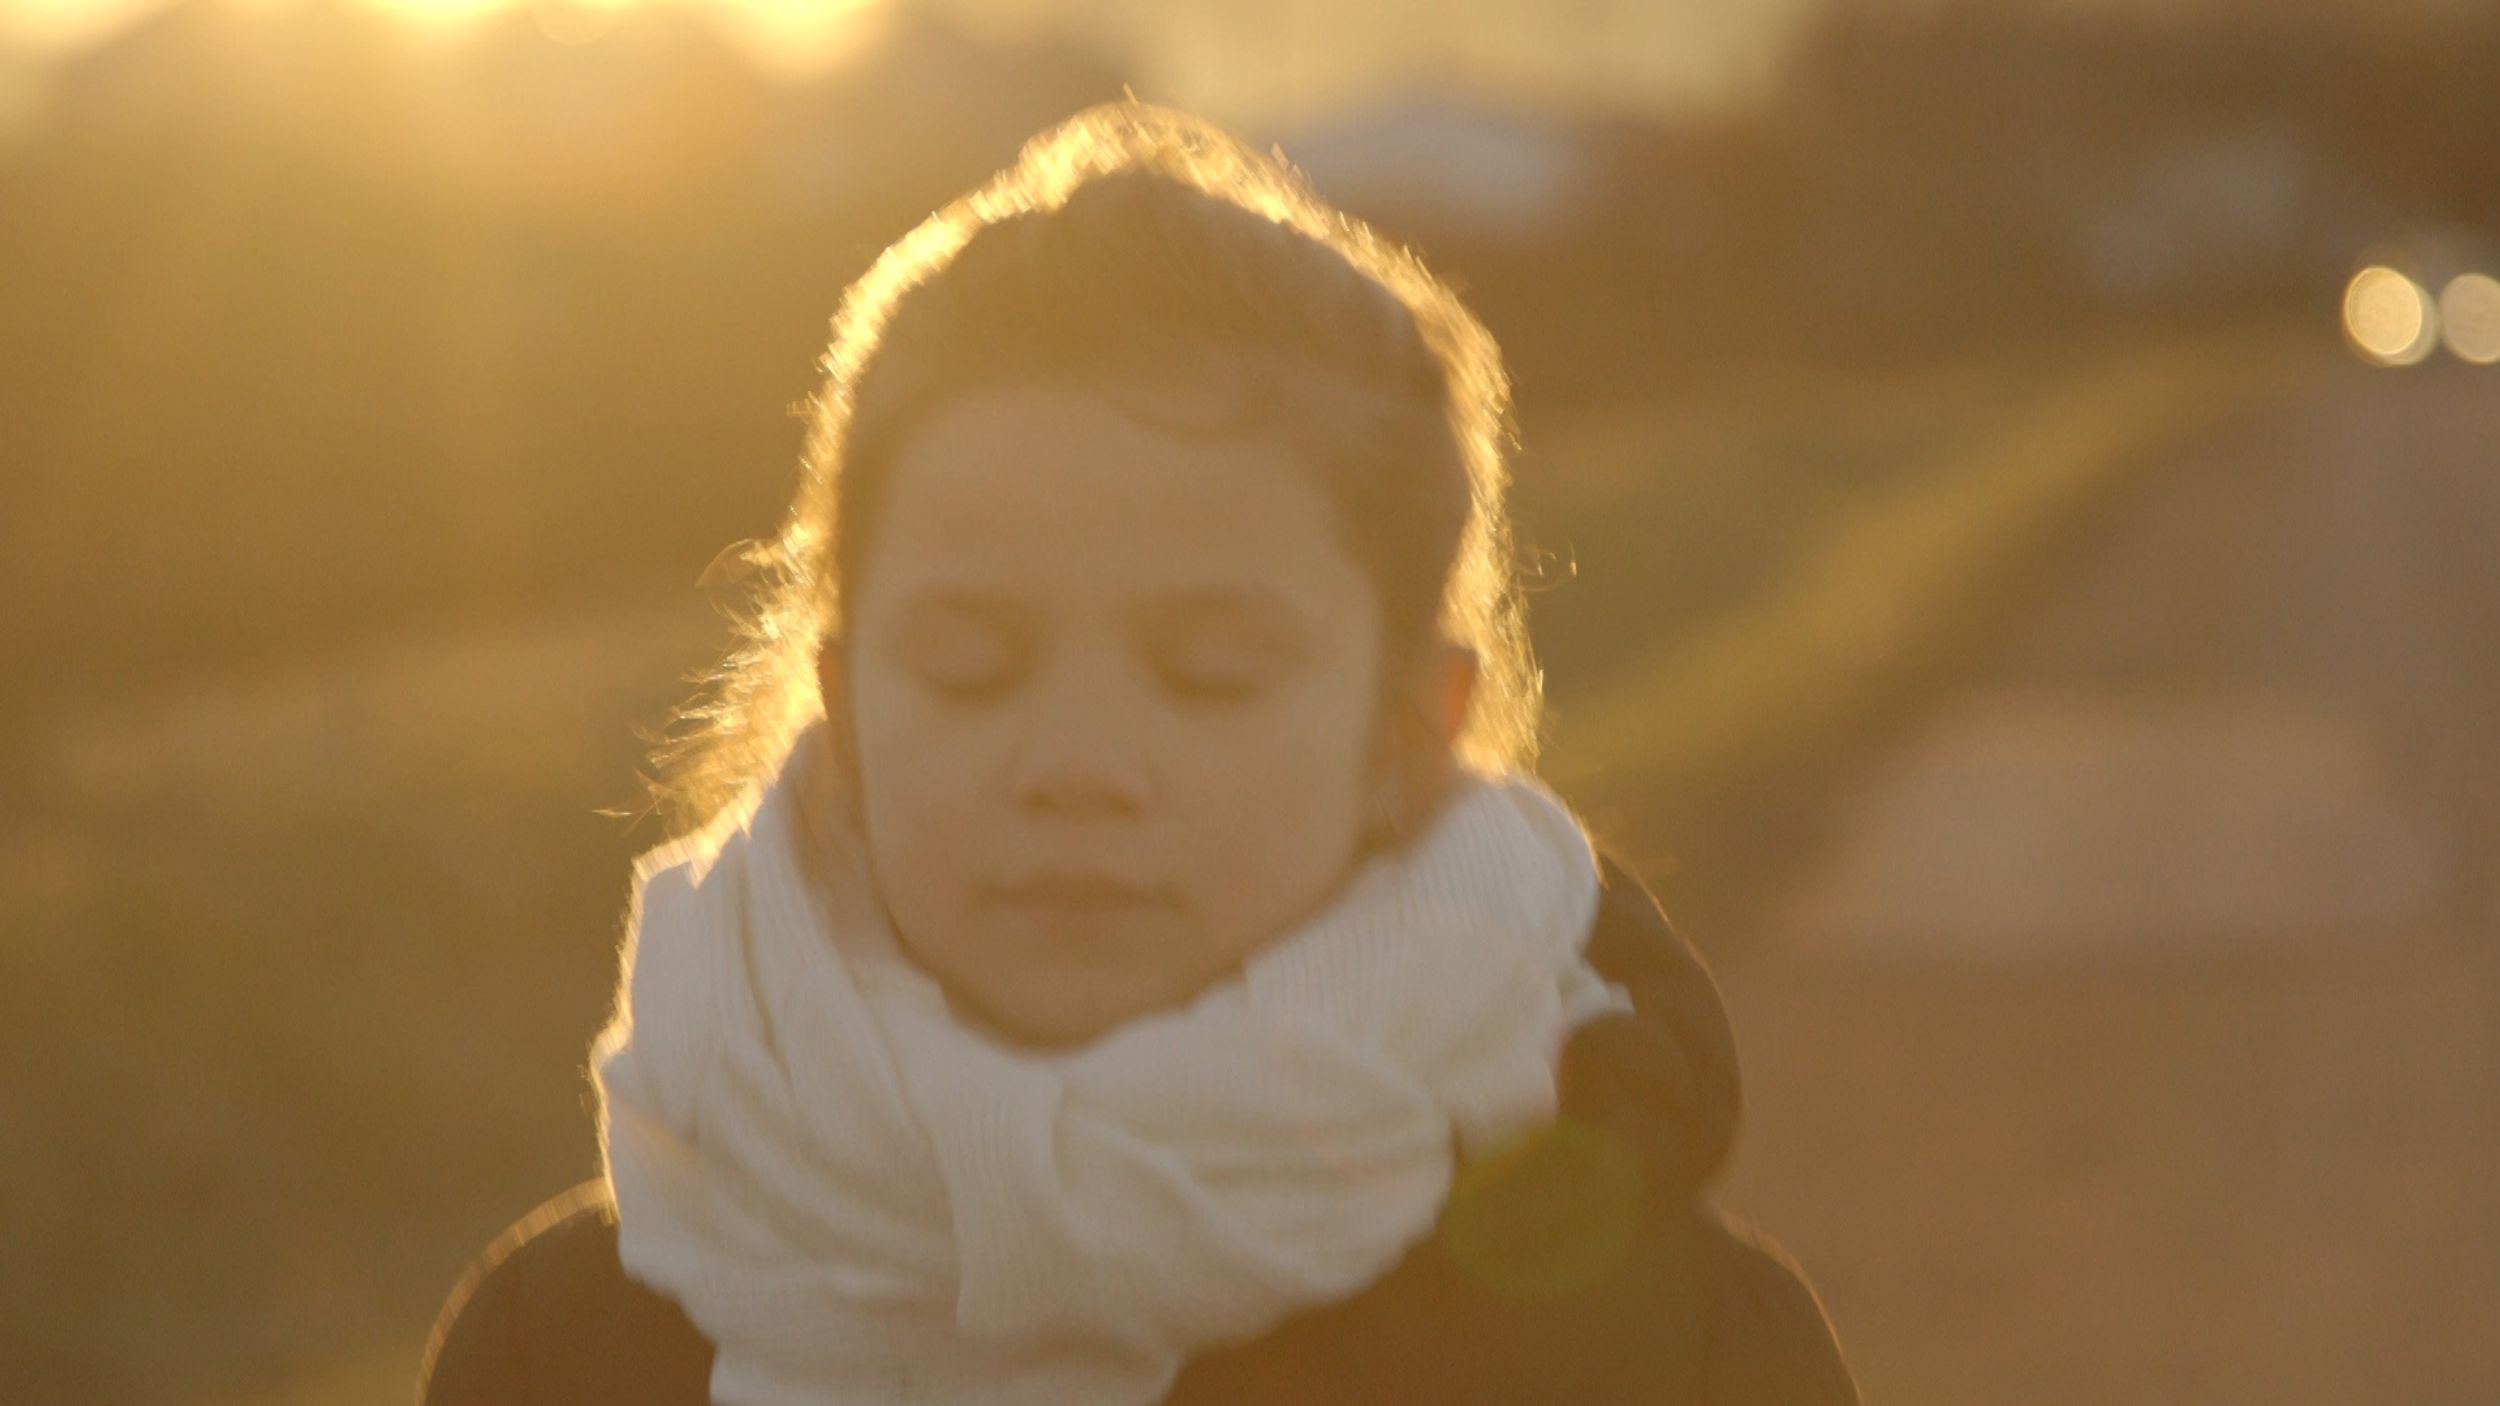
top-left (0, 0), bottom-right (1822, 114)
top-left (3, 0), bottom-right (2495, 1402)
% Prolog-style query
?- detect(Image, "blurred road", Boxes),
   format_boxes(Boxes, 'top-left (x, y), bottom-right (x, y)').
top-left (1729, 355), bottom-right (2500, 1406)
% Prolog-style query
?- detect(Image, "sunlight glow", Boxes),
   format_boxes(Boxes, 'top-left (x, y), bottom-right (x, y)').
top-left (708, 0), bottom-right (887, 77)
top-left (2342, 266), bottom-right (2438, 368)
top-left (351, 0), bottom-right (879, 15)
top-left (341, 0), bottom-right (887, 71)
top-left (361, 0), bottom-right (509, 18)
top-left (0, 0), bottom-right (169, 52)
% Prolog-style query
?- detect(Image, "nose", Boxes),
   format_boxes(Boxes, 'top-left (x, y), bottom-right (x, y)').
top-left (1007, 671), bottom-right (1153, 820)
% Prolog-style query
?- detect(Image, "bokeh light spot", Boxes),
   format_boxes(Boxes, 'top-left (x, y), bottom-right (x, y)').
top-left (2436, 273), bottom-right (2500, 365)
top-left (2343, 265), bottom-right (2437, 367)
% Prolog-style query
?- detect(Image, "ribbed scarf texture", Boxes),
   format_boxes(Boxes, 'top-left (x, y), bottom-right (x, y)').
top-left (592, 717), bottom-right (1630, 1406)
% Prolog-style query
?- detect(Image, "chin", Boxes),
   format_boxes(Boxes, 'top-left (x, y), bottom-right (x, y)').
top-left (959, 992), bottom-right (1128, 1051)
top-left (970, 962), bottom-right (1208, 1051)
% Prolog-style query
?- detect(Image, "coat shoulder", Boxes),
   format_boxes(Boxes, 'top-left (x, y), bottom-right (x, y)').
top-left (418, 1181), bottom-right (713, 1406)
top-left (1582, 853), bottom-right (1856, 1406)
top-left (1697, 1204), bottom-right (1860, 1405)
top-left (1573, 849), bottom-right (1743, 1196)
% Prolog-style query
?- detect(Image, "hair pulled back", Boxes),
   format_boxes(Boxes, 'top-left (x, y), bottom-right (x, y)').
top-left (642, 100), bottom-right (1545, 837)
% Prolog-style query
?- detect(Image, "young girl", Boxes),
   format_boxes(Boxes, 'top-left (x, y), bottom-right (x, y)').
top-left (419, 101), bottom-right (1854, 1406)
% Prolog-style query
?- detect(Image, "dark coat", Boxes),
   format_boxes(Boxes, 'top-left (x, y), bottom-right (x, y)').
top-left (418, 853), bottom-right (1857, 1405)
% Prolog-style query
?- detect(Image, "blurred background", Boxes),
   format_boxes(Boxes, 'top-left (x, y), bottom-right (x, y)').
top-left (2, 0), bottom-right (2494, 1401)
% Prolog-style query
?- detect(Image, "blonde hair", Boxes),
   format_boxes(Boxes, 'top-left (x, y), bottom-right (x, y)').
top-left (638, 100), bottom-right (1546, 839)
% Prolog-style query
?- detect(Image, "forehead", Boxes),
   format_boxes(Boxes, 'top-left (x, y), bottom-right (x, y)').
top-left (857, 380), bottom-right (1370, 613)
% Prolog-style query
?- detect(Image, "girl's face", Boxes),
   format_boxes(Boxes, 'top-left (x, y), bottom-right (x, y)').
top-left (824, 379), bottom-right (1395, 1049)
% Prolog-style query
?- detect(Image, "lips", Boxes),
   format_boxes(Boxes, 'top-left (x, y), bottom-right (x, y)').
top-left (993, 874), bottom-right (1169, 919)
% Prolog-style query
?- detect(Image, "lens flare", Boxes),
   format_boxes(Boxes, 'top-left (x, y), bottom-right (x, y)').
top-left (2343, 266), bottom-right (2438, 367)
top-left (2437, 273), bottom-right (2500, 365)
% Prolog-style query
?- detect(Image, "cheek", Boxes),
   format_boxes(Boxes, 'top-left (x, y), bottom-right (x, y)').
top-left (1167, 675), bottom-right (1378, 906)
top-left (844, 671), bottom-right (995, 910)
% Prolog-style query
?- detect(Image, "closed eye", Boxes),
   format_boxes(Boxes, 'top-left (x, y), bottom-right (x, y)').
top-left (1153, 655), bottom-right (1268, 703)
top-left (1148, 622), bottom-right (1295, 706)
top-left (921, 657), bottom-right (1021, 701)
top-left (891, 599), bottom-right (1028, 702)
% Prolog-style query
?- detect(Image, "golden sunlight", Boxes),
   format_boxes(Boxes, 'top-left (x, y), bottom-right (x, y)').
top-left (358, 0), bottom-right (884, 70)
top-left (361, 0), bottom-right (507, 15)
top-left (358, 0), bottom-right (861, 12)
top-left (706, 0), bottom-right (886, 77)
top-left (0, 0), bottom-right (168, 51)
top-left (0, 0), bottom-right (885, 49)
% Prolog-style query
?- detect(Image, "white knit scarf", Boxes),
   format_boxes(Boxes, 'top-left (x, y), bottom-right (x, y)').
top-left (593, 716), bottom-right (1629, 1406)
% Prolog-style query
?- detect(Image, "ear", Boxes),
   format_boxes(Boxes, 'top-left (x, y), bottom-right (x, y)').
top-left (814, 631), bottom-right (861, 795)
top-left (1390, 639), bottom-right (1477, 820)
top-left (1422, 638), bottom-right (1477, 759)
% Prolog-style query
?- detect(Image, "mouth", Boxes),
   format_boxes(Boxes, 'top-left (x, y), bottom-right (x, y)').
top-left (991, 874), bottom-right (1171, 923)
